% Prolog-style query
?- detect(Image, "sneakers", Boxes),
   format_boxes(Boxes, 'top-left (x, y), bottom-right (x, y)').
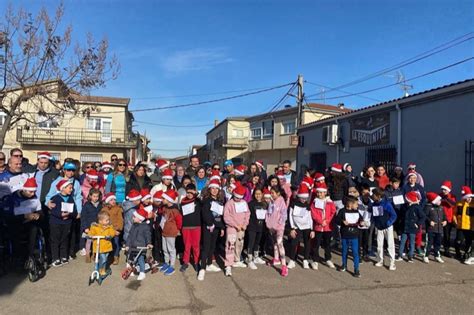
top-left (206, 264), bottom-right (221, 272)
top-left (375, 260), bottom-right (384, 267)
top-left (137, 272), bottom-right (146, 281)
top-left (338, 266), bottom-right (346, 272)
top-left (271, 258), bottom-right (281, 266)
top-left (248, 261), bottom-right (257, 270)
top-left (197, 269), bottom-right (205, 281)
top-left (353, 270), bottom-right (361, 278)
top-left (287, 260), bottom-right (296, 269)
top-left (281, 265), bottom-right (288, 277)
top-left (435, 256), bottom-right (445, 263)
top-left (61, 258), bottom-right (69, 265)
top-left (160, 263), bottom-right (170, 272)
top-left (51, 260), bottom-right (62, 267)
top-left (310, 261), bottom-right (319, 270)
top-left (407, 257), bottom-right (414, 263)
top-left (389, 262), bottom-right (396, 271)
top-left (423, 256), bottom-right (429, 264)
top-left (464, 257), bottom-right (474, 265)
top-left (79, 248), bottom-right (86, 256)
top-left (395, 256), bottom-right (403, 262)
top-left (326, 260), bottom-right (335, 269)
top-left (254, 256), bottom-right (266, 265)
top-left (164, 266), bottom-right (175, 276)
top-left (416, 247), bottom-right (423, 256)
top-left (303, 260), bottom-right (310, 269)
top-left (180, 263), bottom-right (189, 273)
top-left (69, 254), bottom-right (76, 260)
top-left (225, 266), bottom-right (232, 277)
top-left (232, 261), bottom-right (247, 268)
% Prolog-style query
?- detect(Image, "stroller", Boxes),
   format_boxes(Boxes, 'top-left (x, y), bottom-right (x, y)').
top-left (87, 235), bottom-right (112, 286)
top-left (121, 247), bottom-right (159, 280)
top-left (25, 222), bottom-right (47, 282)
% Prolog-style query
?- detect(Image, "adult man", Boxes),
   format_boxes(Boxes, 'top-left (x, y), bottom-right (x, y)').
top-left (0, 157), bottom-right (28, 198)
top-left (0, 152), bottom-right (6, 174)
top-left (173, 165), bottom-right (186, 190)
top-left (282, 160), bottom-right (298, 189)
top-left (186, 155), bottom-right (200, 178)
top-left (31, 152), bottom-right (60, 206)
top-left (110, 154), bottom-right (118, 166)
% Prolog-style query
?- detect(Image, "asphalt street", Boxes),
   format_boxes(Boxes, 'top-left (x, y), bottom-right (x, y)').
top-left (1, 251), bottom-right (473, 314)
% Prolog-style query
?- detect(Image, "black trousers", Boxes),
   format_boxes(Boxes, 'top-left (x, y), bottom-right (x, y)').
top-left (68, 218), bottom-right (80, 256)
top-left (200, 227), bottom-right (220, 269)
top-left (314, 231), bottom-right (332, 262)
top-left (288, 229), bottom-right (311, 261)
top-left (247, 230), bottom-right (263, 255)
top-left (443, 223), bottom-right (455, 253)
top-left (50, 224), bottom-right (71, 261)
top-left (152, 226), bottom-right (164, 263)
top-left (359, 228), bottom-right (370, 256)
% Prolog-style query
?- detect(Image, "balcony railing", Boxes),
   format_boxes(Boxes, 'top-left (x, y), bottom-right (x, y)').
top-left (17, 127), bottom-right (137, 148)
top-left (223, 137), bottom-right (248, 148)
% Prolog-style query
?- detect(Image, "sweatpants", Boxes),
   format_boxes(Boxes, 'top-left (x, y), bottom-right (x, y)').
top-left (200, 227), bottom-right (220, 269)
top-left (341, 237), bottom-right (359, 270)
top-left (376, 226), bottom-right (395, 262)
top-left (269, 228), bottom-right (286, 265)
top-left (455, 230), bottom-right (473, 257)
top-left (162, 236), bottom-right (177, 266)
top-left (225, 228), bottom-right (245, 267)
top-left (288, 229), bottom-right (311, 261)
top-left (425, 232), bottom-right (442, 257)
top-left (50, 224), bottom-right (71, 261)
top-left (247, 230), bottom-right (263, 257)
top-left (69, 218), bottom-right (80, 256)
top-left (314, 231), bottom-right (332, 262)
top-left (182, 227), bottom-right (201, 265)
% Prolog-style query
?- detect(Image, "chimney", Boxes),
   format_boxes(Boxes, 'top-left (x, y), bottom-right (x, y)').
top-left (214, 119), bottom-right (219, 126)
top-left (338, 102), bottom-right (345, 109)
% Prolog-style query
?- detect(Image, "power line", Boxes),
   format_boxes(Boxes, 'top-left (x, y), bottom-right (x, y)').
top-left (99, 82), bottom-right (295, 114)
top-left (134, 120), bottom-right (212, 128)
top-left (305, 57), bottom-right (474, 101)
top-left (268, 83), bottom-right (297, 113)
top-left (306, 32), bottom-right (474, 97)
top-left (304, 80), bottom-right (382, 102)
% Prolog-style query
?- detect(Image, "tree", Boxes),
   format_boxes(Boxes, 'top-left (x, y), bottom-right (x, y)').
top-left (0, 2), bottom-right (119, 149)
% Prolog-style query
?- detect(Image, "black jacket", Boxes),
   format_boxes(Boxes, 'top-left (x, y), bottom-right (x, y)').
top-left (126, 173), bottom-right (152, 194)
top-left (424, 203), bottom-right (446, 234)
top-left (400, 204), bottom-right (425, 234)
top-left (80, 201), bottom-right (102, 232)
top-left (32, 167), bottom-right (59, 204)
top-left (180, 198), bottom-right (202, 228)
top-left (335, 208), bottom-right (362, 239)
top-left (247, 200), bottom-right (267, 232)
top-left (126, 222), bottom-right (152, 248)
top-left (201, 197), bottom-right (224, 229)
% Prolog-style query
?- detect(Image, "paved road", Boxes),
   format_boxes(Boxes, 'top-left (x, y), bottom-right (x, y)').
top-left (1, 252), bottom-right (473, 314)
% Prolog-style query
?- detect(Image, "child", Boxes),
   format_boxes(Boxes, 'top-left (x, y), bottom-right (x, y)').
top-left (140, 188), bottom-right (154, 220)
top-left (439, 180), bottom-right (456, 257)
top-left (81, 188), bottom-right (102, 263)
top-left (349, 186), bottom-right (371, 262)
top-left (423, 192), bottom-right (447, 263)
top-left (335, 196), bottom-right (362, 277)
top-left (126, 207), bottom-right (152, 281)
top-left (223, 183), bottom-right (250, 276)
top-left (384, 177), bottom-right (404, 237)
top-left (288, 184), bottom-right (314, 269)
top-left (454, 186), bottom-right (474, 264)
top-left (160, 189), bottom-right (182, 275)
top-left (101, 192), bottom-right (123, 265)
top-left (199, 179), bottom-right (225, 280)
top-left (81, 170), bottom-right (104, 203)
top-left (152, 191), bottom-right (165, 267)
top-left (311, 182), bottom-right (336, 269)
top-left (87, 211), bottom-right (116, 276)
top-left (371, 188), bottom-right (397, 270)
top-left (246, 187), bottom-right (268, 270)
top-left (179, 183), bottom-right (202, 273)
top-left (397, 191), bottom-right (426, 262)
top-left (266, 186), bottom-right (289, 277)
top-left (122, 190), bottom-right (142, 243)
top-left (49, 179), bottom-right (77, 267)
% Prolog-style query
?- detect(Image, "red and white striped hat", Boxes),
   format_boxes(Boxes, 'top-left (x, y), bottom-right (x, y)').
top-left (101, 161), bottom-right (112, 170)
top-left (440, 180), bottom-right (452, 192)
top-left (37, 151), bottom-right (51, 160)
top-left (133, 206), bottom-right (148, 222)
top-left (407, 170), bottom-right (417, 178)
top-left (103, 192), bottom-right (116, 203)
top-left (426, 192), bottom-right (442, 205)
top-left (297, 183), bottom-right (310, 199)
top-left (461, 186), bottom-right (474, 200)
top-left (127, 189), bottom-right (142, 201)
top-left (210, 170), bottom-right (221, 181)
top-left (163, 189), bottom-right (178, 204)
top-left (153, 190), bottom-right (163, 202)
top-left (315, 182), bottom-right (328, 192)
top-left (56, 179), bottom-right (72, 192)
top-left (407, 162), bottom-right (417, 169)
top-left (86, 169), bottom-right (99, 180)
top-left (302, 176), bottom-right (314, 189)
top-left (234, 165), bottom-right (246, 176)
top-left (331, 163), bottom-right (343, 173)
top-left (23, 177), bottom-right (38, 191)
top-left (233, 183), bottom-right (246, 199)
top-left (276, 171), bottom-right (285, 180)
top-left (255, 160), bottom-right (264, 169)
top-left (314, 172), bottom-right (325, 182)
top-left (208, 179), bottom-right (221, 190)
top-left (155, 159), bottom-right (169, 171)
top-left (405, 191), bottom-right (420, 204)
top-left (140, 188), bottom-right (151, 201)
top-left (263, 188), bottom-right (272, 199)
top-left (161, 168), bottom-right (173, 180)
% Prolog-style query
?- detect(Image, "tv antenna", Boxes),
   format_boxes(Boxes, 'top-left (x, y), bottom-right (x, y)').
top-left (386, 70), bottom-right (413, 97)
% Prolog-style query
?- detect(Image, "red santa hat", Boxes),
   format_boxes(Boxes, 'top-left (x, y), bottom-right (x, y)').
top-left (407, 170), bottom-right (418, 179)
top-left (405, 191), bottom-right (420, 204)
top-left (208, 179), bottom-right (221, 190)
top-left (161, 168), bottom-right (173, 180)
top-left (276, 171), bottom-right (285, 180)
top-left (229, 182), bottom-right (237, 190)
top-left (103, 192), bottom-right (116, 204)
top-left (133, 206), bottom-right (148, 222)
top-left (263, 188), bottom-right (272, 199)
top-left (140, 188), bottom-right (151, 201)
top-left (461, 186), bottom-right (474, 200)
top-left (314, 172), bottom-right (325, 182)
top-left (233, 183), bottom-right (246, 199)
top-left (440, 180), bottom-right (452, 193)
top-left (37, 151), bottom-right (51, 160)
top-left (155, 159), bottom-right (170, 171)
top-left (407, 162), bottom-right (417, 169)
top-left (426, 192), bottom-right (442, 205)
top-left (331, 163), bottom-right (343, 173)
top-left (297, 183), bottom-right (310, 199)
top-left (315, 182), bottom-right (328, 192)
top-left (153, 190), bottom-right (163, 203)
top-left (343, 163), bottom-right (351, 172)
top-left (56, 179), bottom-right (72, 192)
top-left (234, 165), bottom-right (246, 176)
top-left (255, 160), bottom-right (264, 169)
top-left (302, 176), bottom-right (314, 189)
top-left (101, 161), bottom-right (112, 170)
top-left (22, 177), bottom-right (38, 191)
top-left (86, 169), bottom-right (99, 180)
top-left (127, 189), bottom-right (142, 201)
top-left (163, 189), bottom-right (178, 204)
top-left (210, 170), bottom-right (221, 181)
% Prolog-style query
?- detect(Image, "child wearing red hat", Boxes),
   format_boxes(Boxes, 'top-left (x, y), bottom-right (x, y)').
top-left (101, 192), bottom-right (123, 265)
top-left (126, 207), bottom-right (153, 281)
top-left (439, 180), bottom-right (457, 257)
top-left (160, 189), bottom-right (183, 276)
top-left (123, 189), bottom-right (142, 244)
top-left (81, 188), bottom-right (103, 263)
top-left (151, 191), bottom-right (165, 267)
top-left (454, 186), bottom-right (474, 264)
top-left (423, 192), bottom-right (447, 264)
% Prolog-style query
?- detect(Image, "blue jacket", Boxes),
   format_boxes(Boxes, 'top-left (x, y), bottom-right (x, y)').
top-left (371, 199), bottom-right (397, 230)
top-left (49, 194), bottom-right (77, 225)
top-left (400, 204), bottom-right (425, 234)
top-left (45, 177), bottom-right (83, 213)
top-left (105, 173), bottom-right (127, 203)
top-left (80, 201), bottom-right (103, 232)
top-left (122, 200), bottom-right (138, 241)
top-left (126, 222), bottom-right (152, 249)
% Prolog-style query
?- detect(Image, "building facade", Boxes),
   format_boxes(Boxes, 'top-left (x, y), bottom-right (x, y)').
top-left (297, 79), bottom-right (474, 192)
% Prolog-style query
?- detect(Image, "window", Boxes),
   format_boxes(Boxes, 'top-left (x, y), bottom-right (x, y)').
top-left (251, 128), bottom-right (262, 140)
top-left (282, 119), bottom-right (296, 135)
top-left (262, 120), bottom-right (273, 137)
top-left (86, 117), bottom-right (102, 131)
top-left (80, 154), bottom-right (102, 163)
top-left (0, 112), bottom-right (5, 126)
top-left (38, 115), bottom-right (59, 128)
top-left (232, 129), bottom-right (244, 138)
top-left (50, 153), bottom-right (61, 161)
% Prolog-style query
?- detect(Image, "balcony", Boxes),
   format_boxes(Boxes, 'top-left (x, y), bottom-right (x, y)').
top-left (223, 138), bottom-right (248, 148)
top-left (17, 127), bottom-right (137, 148)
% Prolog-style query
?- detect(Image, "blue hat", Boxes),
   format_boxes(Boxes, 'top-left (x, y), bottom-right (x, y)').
top-left (224, 160), bottom-right (233, 167)
top-left (203, 161), bottom-right (212, 167)
top-left (63, 162), bottom-right (76, 170)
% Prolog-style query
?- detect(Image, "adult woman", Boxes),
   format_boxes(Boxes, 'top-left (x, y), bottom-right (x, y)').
top-left (244, 174), bottom-right (260, 202)
top-left (79, 162), bottom-right (93, 184)
top-left (193, 166), bottom-right (208, 196)
top-left (360, 165), bottom-right (379, 192)
top-left (105, 158), bottom-right (128, 203)
top-left (126, 162), bottom-right (152, 194)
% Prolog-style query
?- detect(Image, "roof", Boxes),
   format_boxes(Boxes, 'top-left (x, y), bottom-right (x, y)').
top-left (247, 103), bottom-right (350, 121)
top-left (298, 78), bottom-right (474, 131)
top-left (206, 116), bottom-right (250, 135)
top-left (61, 94), bottom-right (130, 106)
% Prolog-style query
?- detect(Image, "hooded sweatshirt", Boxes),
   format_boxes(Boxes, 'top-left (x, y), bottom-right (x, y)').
top-left (223, 198), bottom-right (250, 230)
top-left (265, 195), bottom-right (287, 231)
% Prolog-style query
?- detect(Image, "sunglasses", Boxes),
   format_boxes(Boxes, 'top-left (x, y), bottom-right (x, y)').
top-left (118, 163), bottom-right (126, 166)
top-left (213, 167), bottom-right (220, 170)
top-left (111, 158), bottom-right (117, 161)
top-left (0, 158), bottom-right (5, 161)
top-left (85, 166), bottom-right (92, 169)
top-left (12, 154), bottom-right (23, 158)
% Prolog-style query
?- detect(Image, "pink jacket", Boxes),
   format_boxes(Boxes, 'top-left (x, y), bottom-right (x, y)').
top-left (311, 198), bottom-right (336, 232)
top-left (223, 199), bottom-right (250, 229)
top-left (266, 196), bottom-right (287, 231)
top-left (81, 178), bottom-right (105, 204)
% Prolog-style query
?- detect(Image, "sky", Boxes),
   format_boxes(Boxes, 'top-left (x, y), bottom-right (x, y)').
top-left (1, 0), bottom-right (473, 157)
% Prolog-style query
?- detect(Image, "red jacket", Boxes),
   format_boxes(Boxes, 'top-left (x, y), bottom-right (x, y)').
top-left (375, 174), bottom-right (390, 189)
top-left (311, 198), bottom-right (336, 232)
top-left (440, 192), bottom-right (456, 223)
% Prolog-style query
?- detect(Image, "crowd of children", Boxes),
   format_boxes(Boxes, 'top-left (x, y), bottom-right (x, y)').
top-left (1, 152), bottom-right (473, 283)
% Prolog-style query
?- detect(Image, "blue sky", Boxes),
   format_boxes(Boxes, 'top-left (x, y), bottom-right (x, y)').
top-left (2, 0), bottom-right (473, 157)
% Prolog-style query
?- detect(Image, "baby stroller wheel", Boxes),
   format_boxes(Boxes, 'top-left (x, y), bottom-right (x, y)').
top-left (28, 269), bottom-right (39, 282)
top-left (121, 268), bottom-right (132, 280)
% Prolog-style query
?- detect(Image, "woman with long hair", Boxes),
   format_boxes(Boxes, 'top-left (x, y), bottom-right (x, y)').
top-left (126, 162), bottom-right (152, 194)
top-left (105, 158), bottom-right (128, 203)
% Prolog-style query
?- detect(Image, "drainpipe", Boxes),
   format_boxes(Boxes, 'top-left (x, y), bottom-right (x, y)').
top-left (396, 104), bottom-right (402, 165)
top-left (335, 119), bottom-right (340, 163)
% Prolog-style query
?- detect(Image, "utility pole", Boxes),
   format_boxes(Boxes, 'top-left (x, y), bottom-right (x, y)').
top-left (296, 74), bottom-right (304, 128)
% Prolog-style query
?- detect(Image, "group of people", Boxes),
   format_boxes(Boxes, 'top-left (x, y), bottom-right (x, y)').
top-left (0, 149), bottom-right (473, 283)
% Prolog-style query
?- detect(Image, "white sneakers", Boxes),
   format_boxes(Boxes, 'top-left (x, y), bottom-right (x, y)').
top-left (137, 272), bottom-right (146, 281)
top-left (79, 248), bottom-right (86, 256)
top-left (464, 257), bottom-right (474, 265)
top-left (197, 269), bottom-right (205, 281)
top-left (303, 260), bottom-right (310, 269)
top-left (326, 260), bottom-right (335, 269)
top-left (311, 261), bottom-right (319, 270)
top-left (206, 264), bottom-right (221, 272)
top-left (232, 261), bottom-right (247, 268)
top-left (225, 266), bottom-right (232, 277)
top-left (389, 262), bottom-right (396, 271)
top-left (375, 260), bottom-right (384, 267)
top-left (435, 256), bottom-right (445, 263)
top-left (248, 261), bottom-right (257, 270)
top-left (423, 256), bottom-right (430, 264)
top-left (287, 260), bottom-right (296, 269)
top-left (254, 256), bottom-right (266, 265)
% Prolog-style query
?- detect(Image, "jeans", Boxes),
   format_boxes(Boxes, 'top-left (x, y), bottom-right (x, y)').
top-left (425, 232), bottom-right (442, 257)
top-left (341, 238), bottom-right (359, 270)
top-left (137, 254), bottom-right (145, 272)
top-left (112, 236), bottom-right (121, 258)
top-left (399, 233), bottom-right (416, 258)
top-left (98, 253), bottom-right (109, 270)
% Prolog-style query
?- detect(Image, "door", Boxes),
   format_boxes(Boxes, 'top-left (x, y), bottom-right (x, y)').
top-left (310, 152), bottom-right (327, 173)
top-left (101, 119), bottom-right (112, 143)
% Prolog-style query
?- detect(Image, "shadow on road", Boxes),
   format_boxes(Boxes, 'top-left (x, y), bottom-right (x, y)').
top-left (0, 272), bottom-right (28, 296)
